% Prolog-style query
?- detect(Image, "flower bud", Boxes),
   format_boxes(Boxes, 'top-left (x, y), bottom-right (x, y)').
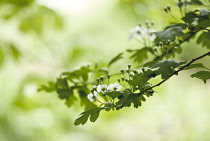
top-left (96, 77), bottom-right (100, 83)
top-left (164, 8), bottom-right (168, 13)
top-left (129, 73), bottom-right (134, 77)
top-left (107, 74), bottom-right (111, 79)
top-left (159, 42), bottom-right (163, 47)
top-left (120, 68), bottom-right (124, 74)
top-left (126, 68), bottom-right (130, 73)
top-left (133, 69), bottom-right (138, 74)
top-left (128, 64), bottom-right (131, 69)
top-left (121, 76), bottom-right (125, 81)
top-left (167, 5), bottom-right (171, 11)
top-left (100, 76), bottom-right (104, 81)
top-left (118, 78), bottom-right (121, 83)
top-left (92, 85), bottom-right (97, 91)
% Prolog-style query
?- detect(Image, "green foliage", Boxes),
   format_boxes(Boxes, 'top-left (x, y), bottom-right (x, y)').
top-left (108, 53), bottom-right (123, 67)
top-left (41, 0), bottom-right (210, 126)
top-left (197, 32), bottom-right (210, 49)
top-left (74, 108), bottom-right (104, 126)
top-left (191, 71), bottom-right (210, 83)
top-left (184, 63), bottom-right (210, 70)
top-left (127, 47), bottom-right (154, 63)
top-left (154, 24), bottom-right (186, 45)
top-left (117, 93), bottom-right (143, 108)
top-left (151, 60), bottom-right (179, 79)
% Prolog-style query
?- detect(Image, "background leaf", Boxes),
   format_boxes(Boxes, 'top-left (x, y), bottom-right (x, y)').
top-left (108, 53), bottom-right (123, 67)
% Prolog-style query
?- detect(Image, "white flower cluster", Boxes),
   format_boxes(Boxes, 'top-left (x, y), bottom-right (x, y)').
top-left (87, 83), bottom-right (122, 102)
top-left (128, 25), bottom-right (156, 42)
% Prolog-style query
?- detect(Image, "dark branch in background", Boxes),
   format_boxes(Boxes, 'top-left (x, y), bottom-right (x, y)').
top-left (138, 51), bottom-right (210, 96)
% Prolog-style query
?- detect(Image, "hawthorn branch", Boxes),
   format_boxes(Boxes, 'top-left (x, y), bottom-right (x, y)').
top-left (140, 51), bottom-right (210, 95)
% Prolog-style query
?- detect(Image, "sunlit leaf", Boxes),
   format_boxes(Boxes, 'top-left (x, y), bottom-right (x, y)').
top-left (74, 108), bottom-right (104, 126)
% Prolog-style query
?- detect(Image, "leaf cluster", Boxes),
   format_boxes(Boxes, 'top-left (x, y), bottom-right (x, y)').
top-left (41, 0), bottom-right (210, 126)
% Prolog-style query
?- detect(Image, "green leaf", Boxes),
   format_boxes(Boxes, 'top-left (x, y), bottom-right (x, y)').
top-left (182, 12), bottom-right (197, 24)
top-left (62, 66), bottom-right (92, 82)
top-left (74, 108), bottom-right (104, 126)
top-left (117, 93), bottom-right (142, 108)
top-left (103, 91), bottom-right (124, 100)
top-left (151, 60), bottom-right (179, 79)
top-left (9, 44), bottom-right (21, 60)
top-left (197, 32), bottom-right (210, 49)
top-left (128, 69), bottom-right (156, 91)
top-left (78, 88), bottom-right (97, 111)
top-left (108, 53), bottom-right (123, 67)
top-left (191, 71), bottom-right (210, 83)
top-left (38, 81), bottom-right (55, 92)
top-left (196, 20), bottom-right (210, 28)
top-left (187, 0), bottom-right (204, 5)
top-left (127, 47), bottom-right (154, 63)
top-left (143, 61), bottom-right (158, 67)
top-left (184, 63), bottom-right (209, 70)
top-left (154, 24), bottom-right (186, 45)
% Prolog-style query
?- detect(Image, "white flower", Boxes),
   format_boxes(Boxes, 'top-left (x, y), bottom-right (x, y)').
top-left (87, 91), bottom-right (98, 102)
top-left (107, 83), bottom-right (122, 91)
top-left (97, 84), bottom-right (108, 93)
top-left (128, 25), bottom-right (156, 42)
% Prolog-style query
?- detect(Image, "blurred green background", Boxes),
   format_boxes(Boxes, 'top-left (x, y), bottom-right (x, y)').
top-left (0, 0), bottom-right (210, 141)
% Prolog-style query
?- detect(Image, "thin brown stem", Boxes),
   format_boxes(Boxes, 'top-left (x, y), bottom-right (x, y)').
top-left (139, 51), bottom-right (210, 96)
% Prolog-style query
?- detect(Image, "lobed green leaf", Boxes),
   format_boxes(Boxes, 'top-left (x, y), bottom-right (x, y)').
top-left (151, 60), bottom-right (179, 79)
top-left (191, 71), bottom-right (210, 83)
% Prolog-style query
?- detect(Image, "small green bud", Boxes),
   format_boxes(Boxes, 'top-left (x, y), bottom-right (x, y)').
top-left (92, 85), bottom-right (97, 91)
top-left (159, 42), bottom-right (163, 47)
top-left (178, 1), bottom-right (184, 8)
top-left (133, 69), bottom-right (138, 74)
top-left (167, 5), bottom-right (171, 11)
top-left (121, 76), bottom-right (125, 81)
top-left (125, 78), bottom-right (129, 82)
top-left (96, 77), bottom-right (100, 83)
top-left (107, 74), bottom-right (111, 79)
top-left (153, 47), bottom-right (158, 52)
top-left (146, 21), bottom-right (150, 28)
top-left (164, 8), bottom-right (168, 13)
top-left (100, 76), bottom-right (104, 81)
top-left (120, 68), bottom-right (124, 74)
top-left (129, 73), bottom-right (134, 77)
top-left (126, 68), bottom-right (130, 73)
top-left (128, 64), bottom-right (131, 69)
top-left (118, 78), bottom-right (121, 83)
